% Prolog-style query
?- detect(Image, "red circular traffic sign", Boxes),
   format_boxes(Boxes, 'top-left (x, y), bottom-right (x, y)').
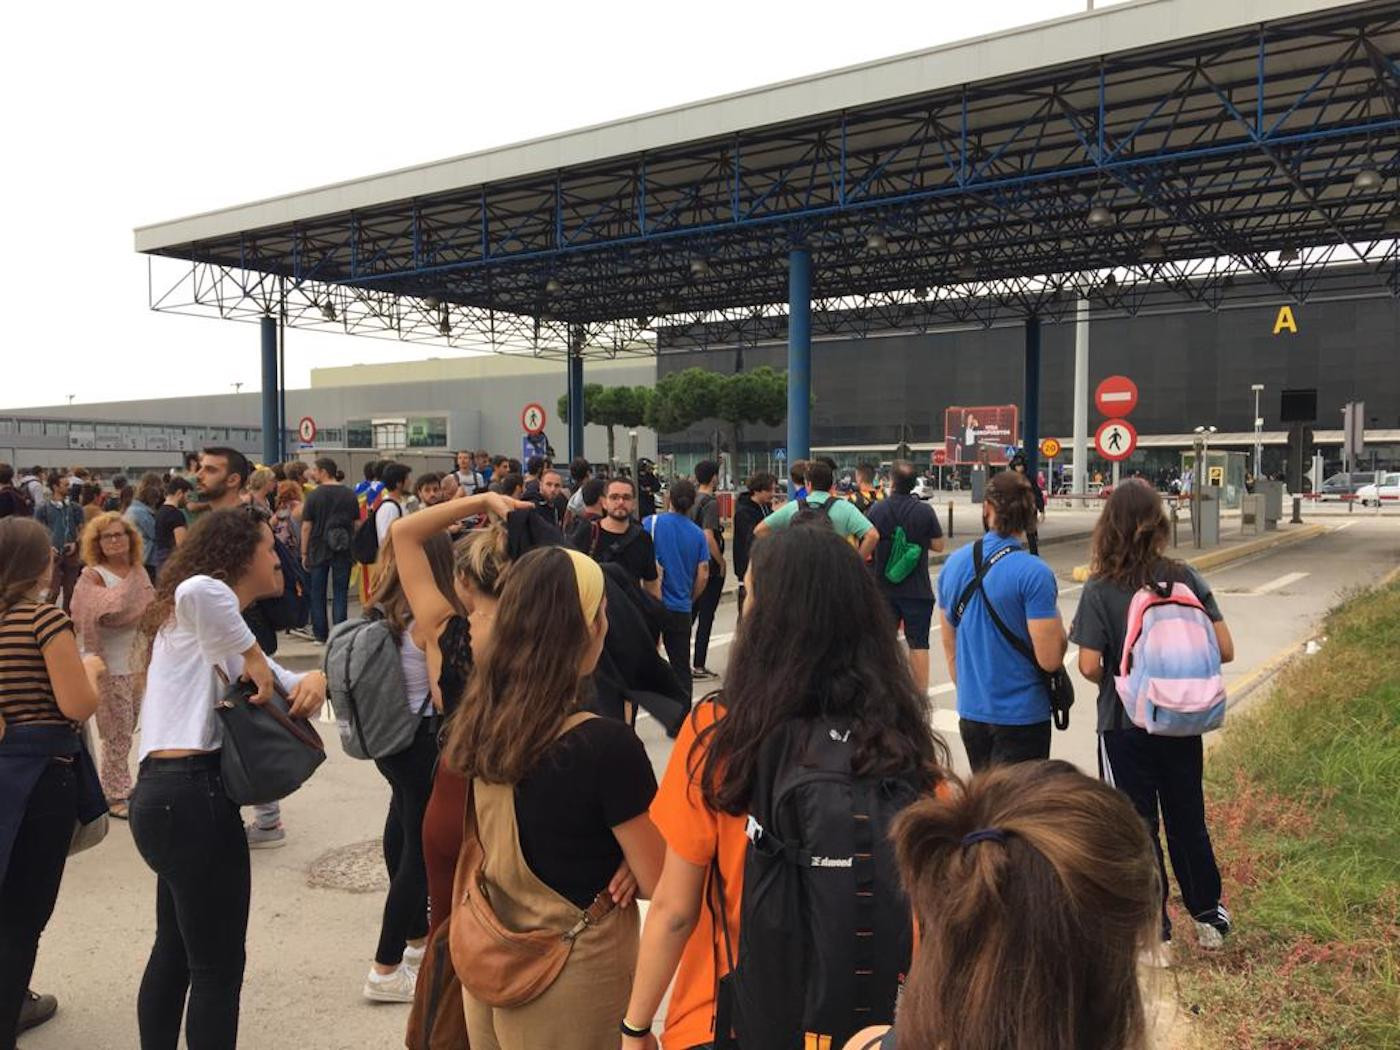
top-left (932, 448), bottom-right (948, 466)
top-left (521, 403), bottom-right (547, 435)
top-left (1095, 418), bottom-right (1138, 462)
top-left (297, 416), bottom-right (317, 444)
top-left (1095, 375), bottom-right (1139, 418)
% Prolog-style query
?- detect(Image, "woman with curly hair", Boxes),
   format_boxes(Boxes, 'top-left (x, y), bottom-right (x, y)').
top-left (129, 508), bottom-right (327, 1050)
top-left (70, 511), bottom-right (154, 817)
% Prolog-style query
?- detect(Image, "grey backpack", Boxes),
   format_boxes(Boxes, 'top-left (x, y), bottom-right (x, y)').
top-left (324, 610), bottom-right (426, 760)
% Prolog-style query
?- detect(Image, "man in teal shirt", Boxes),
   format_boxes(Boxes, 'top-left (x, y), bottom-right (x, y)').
top-left (755, 459), bottom-right (879, 560)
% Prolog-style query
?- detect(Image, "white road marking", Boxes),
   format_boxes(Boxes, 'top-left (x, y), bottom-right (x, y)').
top-left (1332, 521), bottom-right (1357, 532)
top-left (932, 709), bottom-right (960, 733)
top-left (1255, 571), bottom-right (1310, 594)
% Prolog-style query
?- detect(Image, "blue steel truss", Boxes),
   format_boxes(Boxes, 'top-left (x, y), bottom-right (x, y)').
top-left (146, 3), bottom-right (1400, 357)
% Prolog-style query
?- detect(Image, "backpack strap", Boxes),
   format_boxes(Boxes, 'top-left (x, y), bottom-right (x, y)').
top-left (953, 538), bottom-right (1045, 673)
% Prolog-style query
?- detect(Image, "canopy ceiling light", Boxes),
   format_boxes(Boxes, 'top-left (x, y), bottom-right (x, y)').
top-left (656, 297), bottom-right (677, 314)
top-left (865, 231), bottom-right (889, 252)
top-left (689, 258), bottom-right (711, 278)
top-left (1353, 167), bottom-right (1383, 191)
top-left (1384, 205), bottom-right (1400, 234)
top-left (956, 261), bottom-right (977, 280)
top-left (320, 301), bottom-right (337, 322)
top-left (1086, 203), bottom-right (1115, 228)
top-left (912, 286), bottom-right (929, 300)
top-left (1278, 244), bottom-right (1299, 264)
top-left (1141, 235), bottom-right (1166, 262)
top-left (423, 296), bottom-right (440, 310)
top-left (544, 277), bottom-right (563, 295)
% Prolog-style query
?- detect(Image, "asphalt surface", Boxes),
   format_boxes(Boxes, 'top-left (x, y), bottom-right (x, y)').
top-left (21, 516), bottom-right (1399, 1050)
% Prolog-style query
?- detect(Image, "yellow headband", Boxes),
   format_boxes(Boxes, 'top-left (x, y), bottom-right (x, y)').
top-left (562, 548), bottom-right (605, 624)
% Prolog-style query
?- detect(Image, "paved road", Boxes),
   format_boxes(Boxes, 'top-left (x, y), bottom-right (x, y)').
top-left (23, 519), bottom-right (1398, 1050)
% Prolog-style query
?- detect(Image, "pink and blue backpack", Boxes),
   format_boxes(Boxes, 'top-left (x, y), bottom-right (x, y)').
top-left (1115, 580), bottom-right (1225, 735)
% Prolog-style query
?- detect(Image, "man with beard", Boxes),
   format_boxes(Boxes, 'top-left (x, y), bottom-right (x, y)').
top-left (574, 477), bottom-right (660, 600)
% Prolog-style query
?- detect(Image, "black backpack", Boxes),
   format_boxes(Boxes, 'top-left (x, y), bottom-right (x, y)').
top-left (260, 535), bottom-right (309, 631)
top-left (351, 500), bottom-right (399, 566)
top-left (714, 717), bottom-right (921, 1049)
top-left (793, 496), bottom-right (838, 527)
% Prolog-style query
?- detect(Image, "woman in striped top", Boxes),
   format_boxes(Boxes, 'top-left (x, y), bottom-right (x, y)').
top-left (0, 517), bottom-right (105, 1047)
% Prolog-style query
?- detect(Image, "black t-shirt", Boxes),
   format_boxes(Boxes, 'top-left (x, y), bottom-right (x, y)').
top-left (867, 493), bottom-right (943, 601)
top-left (0, 486), bottom-right (31, 518)
top-left (301, 484), bottom-right (359, 566)
top-left (574, 520), bottom-right (658, 585)
top-left (689, 491), bottom-right (725, 567)
top-left (1069, 563), bottom-right (1224, 732)
top-left (514, 717), bottom-right (657, 908)
top-left (154, 505), bottom-right (186, 556)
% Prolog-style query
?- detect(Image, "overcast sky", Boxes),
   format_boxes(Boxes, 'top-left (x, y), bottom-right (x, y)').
top-left (4, 0), bottom-right (1124, 409)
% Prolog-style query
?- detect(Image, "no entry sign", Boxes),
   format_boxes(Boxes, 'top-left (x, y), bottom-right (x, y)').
top-left (521, 402), bottom-right (547, 435)
top-left (1095, 418), bottom-right (1138, 462)
top-left (1095, 375), bottom-right (1139, 417)
top-left (931, 447), bottom-right (948, 466)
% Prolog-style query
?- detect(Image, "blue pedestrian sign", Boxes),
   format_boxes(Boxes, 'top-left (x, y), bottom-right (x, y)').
top-left (773, 448), bottom-right (787, 461)
top-left (1005, 445), bottom-right (1020, 459)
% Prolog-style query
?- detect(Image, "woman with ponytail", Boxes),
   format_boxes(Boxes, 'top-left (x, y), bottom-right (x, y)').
top-left (846, 761), bottom-right (1161, 1050)
top-left (1070, 478), bottom-right (1234, 954)
top-left (0, 517), bottom-right (104, 1046)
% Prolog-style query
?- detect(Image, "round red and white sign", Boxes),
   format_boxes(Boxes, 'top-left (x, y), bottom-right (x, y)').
top-left (521, 403), bottom-right (547, 435)
top-left (1095, 375), bottom-right (1139, 418)
top-left (1095, 418), bottom-right (1137, 462)
top-left (932, 448), bottom-right (948, 466)
top-left (297, 416), bottom-right (317, 444)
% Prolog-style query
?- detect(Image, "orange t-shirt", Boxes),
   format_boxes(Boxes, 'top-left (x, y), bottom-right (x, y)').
top-left (650, 703), bottom-right (748, 1050)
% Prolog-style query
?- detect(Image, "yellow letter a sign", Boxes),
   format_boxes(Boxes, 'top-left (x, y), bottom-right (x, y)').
top-left (1273, 305), bottom-right (1298, 334)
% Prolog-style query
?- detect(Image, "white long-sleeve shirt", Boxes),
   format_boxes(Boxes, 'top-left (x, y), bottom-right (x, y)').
top-left (139, 575), bottom-right (305, 759)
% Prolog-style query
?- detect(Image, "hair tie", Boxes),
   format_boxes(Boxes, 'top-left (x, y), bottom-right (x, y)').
top-left (961, 828), bottom-right (1007, 848)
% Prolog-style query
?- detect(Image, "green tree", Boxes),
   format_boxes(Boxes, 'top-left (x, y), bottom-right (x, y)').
top-left (559, 384), bottom-right (655, 464)
top-left (716, 366), bottom-right (787, 463)
top-left (646, 368), bottom-right (726, 435)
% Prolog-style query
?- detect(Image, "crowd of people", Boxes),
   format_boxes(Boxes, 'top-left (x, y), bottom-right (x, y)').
top-left (0, 441), bottom-right (1236, 1050)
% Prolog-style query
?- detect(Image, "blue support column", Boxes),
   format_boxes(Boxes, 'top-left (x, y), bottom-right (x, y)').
top-left (1023, 314), bottom-right (1041, 483)
top-left (787, 248), bottom-right (812, 462)
top-left (260, 315), bottom-right (279, 468)
top-left (567, 325), bottom-right (585, 462)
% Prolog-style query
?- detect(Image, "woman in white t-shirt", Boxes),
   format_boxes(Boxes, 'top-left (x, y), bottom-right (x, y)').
top-left (130, 507), bottom-right (326, 1050)
top-left (70, 511), bottom-right (154, 817)
top-left (357, 532), bottom-right (463, 1003)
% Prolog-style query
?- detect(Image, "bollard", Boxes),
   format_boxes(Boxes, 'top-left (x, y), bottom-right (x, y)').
top-left (1171, 504), bottom-right (1179, 547)
top-left (947, 501), bottom-right (954, 540)
top-left (1291, 496), bottom-right (1303, 525)
top-left (1348, 495), bottom-right (1354, 514)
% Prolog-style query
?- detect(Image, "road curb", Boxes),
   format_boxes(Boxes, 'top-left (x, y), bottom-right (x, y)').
top-left (1070, 522), bottom-right (1328, 582)
top-left (928, 528), bottom-right (1096, 567)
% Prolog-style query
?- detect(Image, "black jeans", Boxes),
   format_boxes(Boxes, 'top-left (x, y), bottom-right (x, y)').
top-left (1099, 728), bottom-right (1224, 941)
top-left (130, 755), bottom-right (249, 1050)
top-left (0, 760), bottom-right (76, 1050)
top-left (372, 721), bottom-right (438, 967)
top-left (958, 718), bottom-right (1051, 773)
top-left (661, 609), bottom-right (694, 696)
top-left (691, 566), bottom-right (726, 668)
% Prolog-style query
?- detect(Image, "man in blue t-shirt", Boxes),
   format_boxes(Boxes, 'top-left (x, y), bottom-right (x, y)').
top-left (936, 470), bottom-right (1066, 771)
top-left (643, 478), bottom-right (710, 697)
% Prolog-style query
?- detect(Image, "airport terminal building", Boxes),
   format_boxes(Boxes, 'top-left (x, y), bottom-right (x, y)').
top-left (4, 292), bottom-right (1396, 483)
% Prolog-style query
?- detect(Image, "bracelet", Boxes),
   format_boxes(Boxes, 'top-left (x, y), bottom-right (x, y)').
top-left (620, 1018), bottom-right (651, 1038)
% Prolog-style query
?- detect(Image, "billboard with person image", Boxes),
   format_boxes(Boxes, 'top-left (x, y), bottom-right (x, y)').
top-left (944, 405), bottom-right (1019, 465)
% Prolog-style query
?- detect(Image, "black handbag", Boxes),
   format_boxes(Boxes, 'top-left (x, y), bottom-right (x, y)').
top-left (214, 670), bottom-right (326, 805)
top-left (954, 538), bottom-right (1075, 731)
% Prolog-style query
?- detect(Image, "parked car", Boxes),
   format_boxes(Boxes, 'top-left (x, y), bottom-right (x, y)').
top-left (1354, 472), bottom-right (1400, 507)
top-left (912, 475), bottom-right (939, 501)
top-left (1316, 472), bottom-right (1371, 501)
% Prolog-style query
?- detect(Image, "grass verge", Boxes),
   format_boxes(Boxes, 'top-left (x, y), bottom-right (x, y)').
top-left (1176, 580), bottom-right (1400, 1049)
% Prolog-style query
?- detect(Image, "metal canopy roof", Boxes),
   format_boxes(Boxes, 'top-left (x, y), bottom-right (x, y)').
top-left (139, 0), bottom-right (1400, 359)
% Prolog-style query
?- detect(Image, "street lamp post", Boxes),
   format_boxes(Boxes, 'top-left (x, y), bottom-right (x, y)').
top-left (1192, 425), bottom-right (1217, 549)
top-left (1251, 383), bottom-right (1264, 480)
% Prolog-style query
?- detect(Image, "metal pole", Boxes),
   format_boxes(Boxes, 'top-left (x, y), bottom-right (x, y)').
top-left (787, 249), bottom-right (812, 463)
top-left (259, 315), bottom-right (278, 468)
top-left (1023, 314), bottom-right (1042, 484)
top-left (1252, 383), bottom-right (1263, 479)
top-left (1072, 297), bottom-right (1089, 504)
top-left (567, 324), bottom-right (586, 463)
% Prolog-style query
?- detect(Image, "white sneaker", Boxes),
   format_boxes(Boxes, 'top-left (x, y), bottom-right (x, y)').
top-left (363, 964), bottom-right (416, 1003)
top-left (402, 945), bottom-right (426, 978)
top-left (1138, 941), bottom-right (1174, 969)
top-left (1194, 920), bottom-right (1226, 949)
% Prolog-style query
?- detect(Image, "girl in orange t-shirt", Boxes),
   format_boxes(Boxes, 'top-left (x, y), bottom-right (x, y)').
top-left (621, 525), bottom-right (950, 1050)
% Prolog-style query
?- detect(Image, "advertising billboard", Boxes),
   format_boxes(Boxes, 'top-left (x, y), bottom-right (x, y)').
top-left (944, 405), bottom-right (1019, 465)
